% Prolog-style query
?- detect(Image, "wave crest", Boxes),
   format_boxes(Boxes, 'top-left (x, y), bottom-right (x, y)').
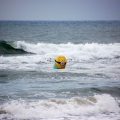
top-left (0, 94), bottom-right (119, 119)
top-left (0, 41), bottom-right (120, 61)
top-left (0, 41), bottom-right (30, 54)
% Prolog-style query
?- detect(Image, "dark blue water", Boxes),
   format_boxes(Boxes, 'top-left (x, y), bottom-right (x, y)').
top-left (0, 21), bottom-right (120, 120)
top-left (0, 21), bottom-right (120, 44)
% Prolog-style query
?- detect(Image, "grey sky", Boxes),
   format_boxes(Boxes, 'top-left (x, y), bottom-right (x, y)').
top-left (0, 0), bottom-right (120, 21)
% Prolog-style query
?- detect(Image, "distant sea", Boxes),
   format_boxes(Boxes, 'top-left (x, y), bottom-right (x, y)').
top-left (0, 21), bottom-right (120, 120)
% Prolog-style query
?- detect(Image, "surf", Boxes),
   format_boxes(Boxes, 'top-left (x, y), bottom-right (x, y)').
top-left (0, 41), bottom-right (32, 55)
top-left (0, 40), bottom-right (120, 60)
top-left (0, 94), bottom-right (119, 120)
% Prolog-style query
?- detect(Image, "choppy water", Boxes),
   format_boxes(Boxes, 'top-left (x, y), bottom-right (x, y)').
top-left (0, 21), bottom-right (120, 120)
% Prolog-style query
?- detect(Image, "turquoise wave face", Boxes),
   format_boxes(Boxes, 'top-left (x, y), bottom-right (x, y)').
top-left (0, 41), bottom-right (30, 54)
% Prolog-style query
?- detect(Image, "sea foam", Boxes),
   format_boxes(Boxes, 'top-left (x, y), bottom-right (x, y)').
top-left (0, 41), bottom-right (120, 78)
top-left (1, 41), bottom-right (120, 60)
top-left (14, 41), bottom-right (120, 60)
top-left (0, 94), bottom-right (119, 120)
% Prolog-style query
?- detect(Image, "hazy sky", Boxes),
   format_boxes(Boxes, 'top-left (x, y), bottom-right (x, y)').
top-left (0, 0), bottom-right (120, 21)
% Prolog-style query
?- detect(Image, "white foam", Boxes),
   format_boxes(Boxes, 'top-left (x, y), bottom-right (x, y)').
top-left (0, 41), bottom-right (120, 78)
top-left (1, 41), bottom-right (120, 62)
top-left (0, 94), bottom-right (120, 120)
top-left (14, 41), bottom-right (120, 60)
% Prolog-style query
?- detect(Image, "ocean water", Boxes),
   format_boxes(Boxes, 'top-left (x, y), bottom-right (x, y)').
top-left (0, 21), bottom-right (120, 120)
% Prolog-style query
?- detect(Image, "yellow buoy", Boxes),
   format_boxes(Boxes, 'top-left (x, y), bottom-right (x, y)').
top-left (53, 55), bottom-right (67, 69)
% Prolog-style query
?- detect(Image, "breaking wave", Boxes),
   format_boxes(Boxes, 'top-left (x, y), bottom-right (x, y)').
top-left (0, 94), bottom-right (119, 120)
top-left (0, 41), bottom-right (31, 54)
top-left (0, 40), bottom-right (120, 60)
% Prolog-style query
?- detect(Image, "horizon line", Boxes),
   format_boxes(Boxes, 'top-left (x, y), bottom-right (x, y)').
top-left (0, 20), bottom-right (120, 22)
